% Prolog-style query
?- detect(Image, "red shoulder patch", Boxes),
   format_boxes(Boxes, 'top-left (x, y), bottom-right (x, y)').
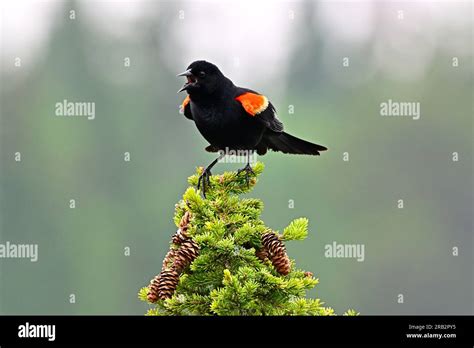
top-left (181, 95), bottom-right (190, 110)
top-left (235, 92), bottom-right (269, 117)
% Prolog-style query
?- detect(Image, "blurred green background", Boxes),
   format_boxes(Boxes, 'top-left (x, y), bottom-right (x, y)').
top-left (0, 0), bottom-right (472, 314)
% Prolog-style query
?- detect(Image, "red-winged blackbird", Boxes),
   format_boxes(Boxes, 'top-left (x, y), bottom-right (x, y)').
top-left (178, 60), bottom-right (327, 197)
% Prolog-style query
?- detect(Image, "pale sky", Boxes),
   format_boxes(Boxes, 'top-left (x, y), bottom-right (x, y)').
top-left (1, 0), bottom-right (472, 86)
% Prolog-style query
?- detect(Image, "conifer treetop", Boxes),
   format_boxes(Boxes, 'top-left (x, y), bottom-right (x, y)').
top-left (139, 162), bottom-right (357, 316)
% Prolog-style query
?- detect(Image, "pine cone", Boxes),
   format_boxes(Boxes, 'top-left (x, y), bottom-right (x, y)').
top-left (272, 252), bottom-right (291, 275)
top-left (149, 211), bottom-right (198, 301)
top-left (262, 232), bottom-right (285, 255)
top-left (157, 268), bottom-right (180, 300)
top-left (147, 275), bottom-right (161, 303)
top-left (173, 239), bottom-right (200, 272)
top-left (255, 248), bottom-right (268, 261)
top-left (261, 232), bottom-right (291, 275)
top-left (179, 211), bottom-right (191, 232)
top-left (171, 229), bottom-right (188, 245)
top-left (304, 271), bottom-right (313, 278)
top-left (172, 211), bottom-right (191, 245)
top-left (162, 249), bottom-right (176, 271)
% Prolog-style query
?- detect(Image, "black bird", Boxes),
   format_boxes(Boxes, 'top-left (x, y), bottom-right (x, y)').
top-left (177, 60), bottom-right (327, 197)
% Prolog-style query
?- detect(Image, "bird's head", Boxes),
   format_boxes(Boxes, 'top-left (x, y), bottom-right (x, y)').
top-left (177, 60), bottom-right (225, 96)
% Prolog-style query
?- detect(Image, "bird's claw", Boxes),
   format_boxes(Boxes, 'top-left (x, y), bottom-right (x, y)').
top-left (197, 167), bottom-right (212, 198)
top-left (237, 163), bottom-right (255, 188)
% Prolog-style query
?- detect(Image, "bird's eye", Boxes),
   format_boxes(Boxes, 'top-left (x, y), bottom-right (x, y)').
top-left (198, 71), bottom-right (206, 78)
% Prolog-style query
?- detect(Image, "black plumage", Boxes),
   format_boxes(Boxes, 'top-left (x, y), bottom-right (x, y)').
top-left (177, 60), bottom-right (327, 196)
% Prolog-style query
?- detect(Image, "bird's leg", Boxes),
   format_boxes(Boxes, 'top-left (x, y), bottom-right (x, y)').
top-left (198, 153), bottom-right (224, 198)
top-left (237, 150), bottom-right (255, 187)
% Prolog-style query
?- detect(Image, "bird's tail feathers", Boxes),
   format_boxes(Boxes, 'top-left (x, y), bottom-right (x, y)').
top-left (262, 132), bottom-right (327, 155)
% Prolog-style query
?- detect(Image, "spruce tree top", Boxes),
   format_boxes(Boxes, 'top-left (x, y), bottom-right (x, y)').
top-left (139, 162), bottom-right (357, 316)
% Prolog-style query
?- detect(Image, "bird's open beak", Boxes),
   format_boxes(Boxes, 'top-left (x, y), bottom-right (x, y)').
top-left (177, 69), bottom-right (193, 77)
top-left (177, 69), bottom-right (197, 93)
